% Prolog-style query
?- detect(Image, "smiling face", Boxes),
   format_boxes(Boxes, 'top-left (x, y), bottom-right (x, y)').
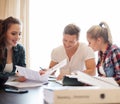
top-left (5, 24), bottom-right (22, 48)
top-left (63, 34), bottom-right (78, 50)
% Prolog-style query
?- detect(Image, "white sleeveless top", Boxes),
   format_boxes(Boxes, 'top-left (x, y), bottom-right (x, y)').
top-left (4, 63), bottom-right (13, 72)
top-left (99, 66), bottom-right (106, 76)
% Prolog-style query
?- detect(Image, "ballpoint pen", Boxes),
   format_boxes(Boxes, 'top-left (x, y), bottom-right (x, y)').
top-left (40, 67), bottom-right (46, 71)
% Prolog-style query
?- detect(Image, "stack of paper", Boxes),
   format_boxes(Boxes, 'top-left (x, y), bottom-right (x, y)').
top-left (5, 79), bottom-right (47, 88)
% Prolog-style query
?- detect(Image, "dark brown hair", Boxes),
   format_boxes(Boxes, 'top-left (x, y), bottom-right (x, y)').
top-left (0, 16), bottom-right (21, 63)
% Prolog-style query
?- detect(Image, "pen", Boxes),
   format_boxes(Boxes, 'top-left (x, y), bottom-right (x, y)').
top-left (40, 67), bottom-right (46, 71)
top-left (40, 67), bottom-right (44, 70)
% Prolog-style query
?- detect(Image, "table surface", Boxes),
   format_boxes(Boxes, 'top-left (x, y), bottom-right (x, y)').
top-left (0, 79), bottom-right (120, 104)
top-left (0, 79), bottom-right (62, 104)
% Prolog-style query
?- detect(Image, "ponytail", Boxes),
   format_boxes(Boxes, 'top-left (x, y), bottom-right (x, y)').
top-left (99, 21), bottom-right (112, 44)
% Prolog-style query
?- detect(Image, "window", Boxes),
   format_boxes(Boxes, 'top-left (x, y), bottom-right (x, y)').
top-left (29, 0), bottom-right (120, 70)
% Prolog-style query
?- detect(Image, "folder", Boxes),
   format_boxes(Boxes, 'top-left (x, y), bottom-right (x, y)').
top-left (43, 86), bottom-right (120, 104)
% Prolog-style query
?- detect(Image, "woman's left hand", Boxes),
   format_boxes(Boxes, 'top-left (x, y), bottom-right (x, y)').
top-left (15, 72), bottom-right (27, 82)
top-left (17, 76), bottom-right (26, 82)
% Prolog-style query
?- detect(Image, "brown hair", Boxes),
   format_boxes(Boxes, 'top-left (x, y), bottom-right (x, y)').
top-left (63, 24), bottom-right (81, 40)
top-left (0, 16), bottom-right (21, 63)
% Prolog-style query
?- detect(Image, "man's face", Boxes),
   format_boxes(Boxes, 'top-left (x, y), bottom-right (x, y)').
top-left (63, 34), bottom-right (78, 50)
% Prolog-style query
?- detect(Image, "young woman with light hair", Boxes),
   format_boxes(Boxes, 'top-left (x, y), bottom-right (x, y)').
top-left (87, 21), bottom-right (120, 84)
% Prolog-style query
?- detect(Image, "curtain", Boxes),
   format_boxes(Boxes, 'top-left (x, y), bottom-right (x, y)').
top-left (0, 0), bottom-right (30, 67)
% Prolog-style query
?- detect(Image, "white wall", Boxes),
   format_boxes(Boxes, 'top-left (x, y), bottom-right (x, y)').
top-left (29, 0), bottom-right (120, 70)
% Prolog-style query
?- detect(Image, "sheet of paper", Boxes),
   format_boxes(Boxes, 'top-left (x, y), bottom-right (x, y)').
top-left (16, 59), bottom-right (67, 83)
top-left (5, 79), bottom-right (47, 88)
top-left (45, 58), bottom-right (67, 75)
top-left (94, 76), bottom-right (119, 86)
top-left (16, 66), bottom-right (48, 82)
top-left (68, 71), bottom-right (119, 88)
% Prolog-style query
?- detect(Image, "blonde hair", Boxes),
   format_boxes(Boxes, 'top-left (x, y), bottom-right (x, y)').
top-left (87, 21), bottom-right (112, 44)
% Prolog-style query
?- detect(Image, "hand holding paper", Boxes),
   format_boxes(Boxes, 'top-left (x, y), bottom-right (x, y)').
top-left (45, 59), bottom-right (67, 75)
top-left (16, 59), bottom-right (67, 82)
top-left (16, 66), bottom-right (48, 83)
top-left (39, 59), bottom-right (67, 76)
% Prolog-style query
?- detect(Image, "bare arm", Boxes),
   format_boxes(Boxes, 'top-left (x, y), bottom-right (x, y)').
top-left (83, 58), bottom-right (96, 76)
top-left (49, 60), bottom-right (58, 68)
top-left (39, 60), bottom-right (58, 75)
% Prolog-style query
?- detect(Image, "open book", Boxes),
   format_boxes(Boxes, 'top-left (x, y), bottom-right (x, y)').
top-left (56, 71), bottom-right (119, 88)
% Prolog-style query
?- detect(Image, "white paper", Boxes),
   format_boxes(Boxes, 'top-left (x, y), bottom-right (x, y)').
top-left (94, 76), bottom-right (119, 86)
top-left (5, 79), bottom-right (47, 88)
top-left (16, 66), bottom-right (48, 82)
top-left (16, 59), bottom-right (67, 83)
top-left (45, 59), bottom-right (67, 75)
top-left (68, 71), bottom-right (119, 88)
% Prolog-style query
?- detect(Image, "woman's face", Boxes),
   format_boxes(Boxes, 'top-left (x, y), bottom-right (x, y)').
top-left (87, 34), bottom-right (101, 51)
top-left (63, 34), bottom-right (78, 50)
top-left (6, 24), bottom-right (22, 47)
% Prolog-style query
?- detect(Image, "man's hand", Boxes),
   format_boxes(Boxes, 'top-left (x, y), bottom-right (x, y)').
top-left (39, 69), bottom-right (47, 75)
